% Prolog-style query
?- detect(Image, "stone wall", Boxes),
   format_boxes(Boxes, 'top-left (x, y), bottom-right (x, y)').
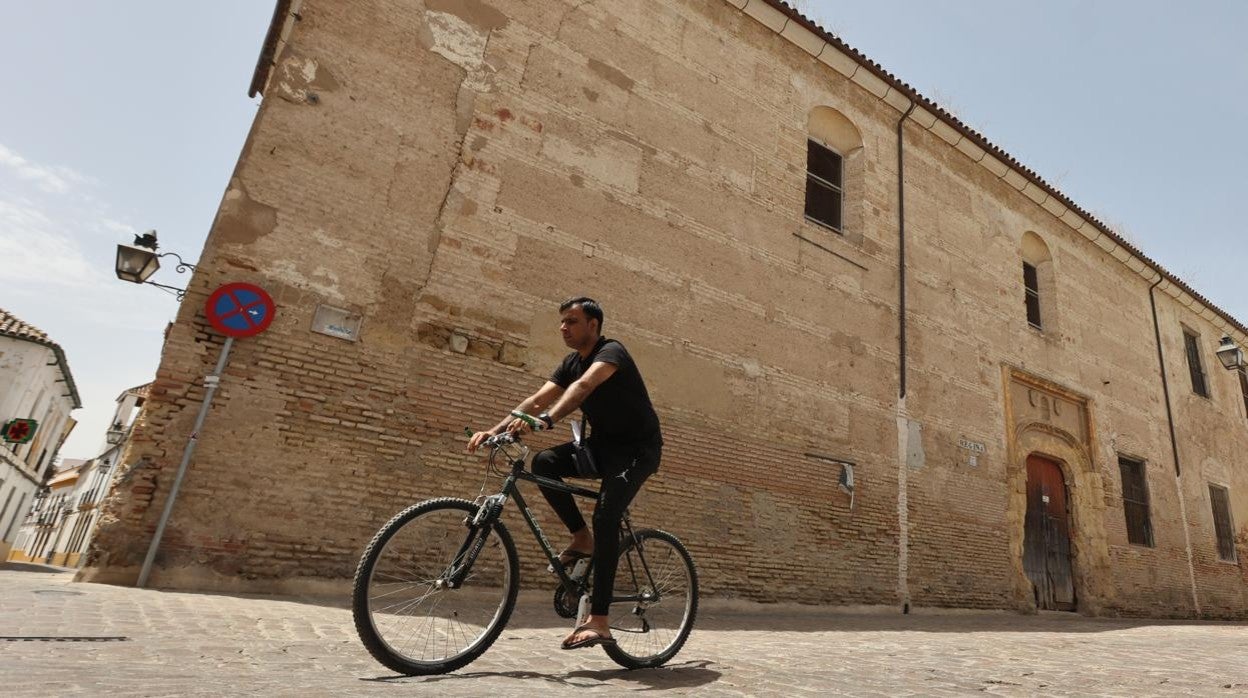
top-left (82, 0), bottom-right (1248, 617)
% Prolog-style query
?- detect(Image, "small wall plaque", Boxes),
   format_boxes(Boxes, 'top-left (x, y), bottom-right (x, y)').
top-left (958, 437), bottom-right (986, 467)
top-left (311, 304), bottom-right (362, 342)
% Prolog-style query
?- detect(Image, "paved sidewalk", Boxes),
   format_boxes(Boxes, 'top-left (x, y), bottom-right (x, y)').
top-left (2, 567), bottom-right (1247, 696)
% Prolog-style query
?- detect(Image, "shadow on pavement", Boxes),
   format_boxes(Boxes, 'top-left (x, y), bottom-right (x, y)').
top-left (361, 658), bottom-right (723, 691)
top-left (0, 561), bottom-right (75, 574)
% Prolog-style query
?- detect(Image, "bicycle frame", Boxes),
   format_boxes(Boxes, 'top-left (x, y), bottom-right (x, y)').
top-left (447, 445), bottom-right (659, 606)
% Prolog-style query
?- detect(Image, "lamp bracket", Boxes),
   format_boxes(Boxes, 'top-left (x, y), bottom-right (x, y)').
top-left (156, 252), bottom-right (197, 274)
top-left (144, 280), bottom-right (188, 301)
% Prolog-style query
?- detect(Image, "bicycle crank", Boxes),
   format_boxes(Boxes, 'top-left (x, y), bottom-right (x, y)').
top-left (553, 586), bottom-right (580, 619)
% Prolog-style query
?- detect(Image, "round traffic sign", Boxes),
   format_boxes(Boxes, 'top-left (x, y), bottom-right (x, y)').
top-left (205, 282), bottom-right (276, 338)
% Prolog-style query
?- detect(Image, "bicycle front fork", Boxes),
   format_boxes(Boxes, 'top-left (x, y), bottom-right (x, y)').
top-left (445, 494), bottom-right (507, 588)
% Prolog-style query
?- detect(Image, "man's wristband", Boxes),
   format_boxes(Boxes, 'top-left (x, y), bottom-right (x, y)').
top-left (538, 413), bottom-right (555, 430)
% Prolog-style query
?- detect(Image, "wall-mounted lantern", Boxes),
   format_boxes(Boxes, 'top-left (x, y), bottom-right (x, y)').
top-left (114, 230), bottom-right (196, 300)
top-left (104, 423), bottom-right (127, 445)
top-left (1216, 336), bottom-right (1244, 372)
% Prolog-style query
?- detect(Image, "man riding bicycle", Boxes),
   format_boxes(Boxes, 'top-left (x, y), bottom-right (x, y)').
top-left (468, 296), bottom-right (662, 650)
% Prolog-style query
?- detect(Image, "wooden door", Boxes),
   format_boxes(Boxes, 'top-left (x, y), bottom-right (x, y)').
top-left (1023, 454), bottom-right (1076, 611)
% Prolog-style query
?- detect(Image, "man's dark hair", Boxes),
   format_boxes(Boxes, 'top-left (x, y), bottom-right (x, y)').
top-left (560, 296), bottom-right (604, 333)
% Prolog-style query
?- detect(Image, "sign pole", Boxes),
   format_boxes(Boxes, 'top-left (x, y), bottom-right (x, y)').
top-left (136, 336), bottom-right (235, 588)
top-left (134, 280), bottom-right (273, 588)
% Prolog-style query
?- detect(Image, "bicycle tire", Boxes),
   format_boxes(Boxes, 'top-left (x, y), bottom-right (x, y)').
top-left (351, 497), bottom-right (519, 675)
top-left (603, 528), bottom-right (698, 670)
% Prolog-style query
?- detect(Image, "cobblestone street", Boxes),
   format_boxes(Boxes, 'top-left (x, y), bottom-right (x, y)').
top-left (2, 564), bottom-right (1247, 696)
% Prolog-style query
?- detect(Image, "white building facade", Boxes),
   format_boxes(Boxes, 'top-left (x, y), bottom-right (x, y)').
top-left (0, 308), bottom-right (80, 560)
top-left (8, 383), bottom-right (148, 567)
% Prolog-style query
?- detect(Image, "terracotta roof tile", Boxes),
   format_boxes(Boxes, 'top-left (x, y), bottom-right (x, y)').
top-left (116, 382), bottom-right (152, 403)
top-left (0, 308), bottom-right (52, 344)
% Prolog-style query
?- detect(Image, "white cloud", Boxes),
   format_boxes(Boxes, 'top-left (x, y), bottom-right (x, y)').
top-left (0, 142), bottom-right (90, 194)
top-left (0, 198), bottom-right (101, 286)
top-left (101, 218), bottom-right (138, 236)
top-left (0, 153), bottom-right (177, 331)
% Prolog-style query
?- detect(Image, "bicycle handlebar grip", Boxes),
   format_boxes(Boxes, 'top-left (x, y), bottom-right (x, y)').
top-left (509, 410), bottom-right (544, 431)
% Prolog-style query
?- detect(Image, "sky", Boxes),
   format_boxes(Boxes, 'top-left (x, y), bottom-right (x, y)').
top-left (0, 2), bottom-right (273, 459)
top-left (1, 1), bottom-right (1245, 460)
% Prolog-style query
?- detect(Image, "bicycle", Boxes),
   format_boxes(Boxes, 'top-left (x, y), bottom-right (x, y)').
top-left (350, 429), bottom-right (699, 675)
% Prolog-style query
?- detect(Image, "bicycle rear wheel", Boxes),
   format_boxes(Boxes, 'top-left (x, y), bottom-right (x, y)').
top-left (351, 498), bottom-right (518, 675)
top-left (604, 528), bottom-right (698, 669)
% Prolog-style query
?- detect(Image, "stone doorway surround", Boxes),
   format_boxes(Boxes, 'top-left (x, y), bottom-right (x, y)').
top-left (1002, 367), bottom-right (1112, 614)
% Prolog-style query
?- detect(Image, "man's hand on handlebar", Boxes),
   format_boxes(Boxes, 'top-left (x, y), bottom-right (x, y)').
top-left (467, 410), bottom-right (547, 453)
top-left (466, 430), bottom-right (496, 453)
top-left (466, 428), bottom-right (523, 453)
top-left (506, 416), bottom-right (534, 436)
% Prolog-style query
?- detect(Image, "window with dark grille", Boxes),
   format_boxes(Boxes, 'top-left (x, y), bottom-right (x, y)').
top-left (1209, 484), bottom-right (1237, 562)
top-left (1184, 330), bottom-right (1210, 397)
top-left (1118, 457), bottom-right (1153, 547)
top-left (804, 139), bottom-right (843, 233)
top-left (1023, 262), bottom-right (1042, 329)
top-left (1238, 369), bottom-right (1248, 419)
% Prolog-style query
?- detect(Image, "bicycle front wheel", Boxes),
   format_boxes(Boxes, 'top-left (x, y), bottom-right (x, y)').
top-left (605, 528), bottom-right (698, 669)
top-left (351, 498), bottom-right (519, 675)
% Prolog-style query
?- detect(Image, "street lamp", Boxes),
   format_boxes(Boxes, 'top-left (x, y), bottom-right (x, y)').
top-left (115, 242), bottom-right (161, 283)
top-left (104, 422), bottom-right (127, 446)
top-left (1215, 336), bottom-right (1245, 372)
top-left (114, 230), bottom-right (196, 299)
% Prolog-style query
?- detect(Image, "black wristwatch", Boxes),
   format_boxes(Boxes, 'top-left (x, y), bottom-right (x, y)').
top-left (538, 413), bottom-right (555, 430)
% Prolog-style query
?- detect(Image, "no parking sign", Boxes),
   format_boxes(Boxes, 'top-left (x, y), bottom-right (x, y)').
top-left (205, 282), bottom-right (275, 338)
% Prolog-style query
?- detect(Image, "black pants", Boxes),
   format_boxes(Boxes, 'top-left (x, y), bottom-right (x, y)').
top-left (531, 439), bottom-right (661, 616)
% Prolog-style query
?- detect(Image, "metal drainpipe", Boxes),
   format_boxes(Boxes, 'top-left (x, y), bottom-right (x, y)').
top-left (1148, 277), bottom-right (1182, 477)
top-left (895, 99), bottom-right (916, 615)
top-left (1148, 276), bottom-right (1202, 615)
top-left (897, 100), bottom-right (916, 400)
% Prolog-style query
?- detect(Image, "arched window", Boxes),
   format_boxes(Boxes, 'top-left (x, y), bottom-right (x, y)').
top-left (805, 107), bottom-right (863, 237)
top-left (1021, 232), bottom-right (1055, 331)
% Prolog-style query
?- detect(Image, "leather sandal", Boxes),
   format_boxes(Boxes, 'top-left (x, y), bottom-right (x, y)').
top-left (561, 625), bottom-right (617, 650)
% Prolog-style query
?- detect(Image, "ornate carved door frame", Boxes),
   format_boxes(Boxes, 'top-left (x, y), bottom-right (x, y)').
top-left (1002, 366), bottom-right (1111, 614)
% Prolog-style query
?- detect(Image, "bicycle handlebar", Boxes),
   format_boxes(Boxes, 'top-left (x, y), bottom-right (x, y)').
top-left (463, 427), bottom-right (521, 449)
top-left (484, 432), bottom-right (519, 448)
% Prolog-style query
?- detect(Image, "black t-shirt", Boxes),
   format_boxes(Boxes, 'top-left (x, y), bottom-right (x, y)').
top-left (550, 337), bottom-right (662, 446)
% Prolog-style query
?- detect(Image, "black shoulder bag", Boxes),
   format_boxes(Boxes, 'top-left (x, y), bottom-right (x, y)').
top-left (570, 420), bottom-right (599, 478)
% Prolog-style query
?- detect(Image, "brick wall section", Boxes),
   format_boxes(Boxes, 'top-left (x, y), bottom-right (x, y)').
top-left (83, 0), bottom-right (1248, 617)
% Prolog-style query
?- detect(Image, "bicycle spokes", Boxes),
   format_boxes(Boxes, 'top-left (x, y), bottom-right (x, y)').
top-left (605, 529), bottom-right (698, 669)
top-left (354, 500), bottom-right (518, 674)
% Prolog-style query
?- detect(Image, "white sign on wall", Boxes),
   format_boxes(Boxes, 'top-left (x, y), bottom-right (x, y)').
top-left (958, 438), bottom-right (986, 467)
top-left (312, 304), bottom-right (363, 342)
